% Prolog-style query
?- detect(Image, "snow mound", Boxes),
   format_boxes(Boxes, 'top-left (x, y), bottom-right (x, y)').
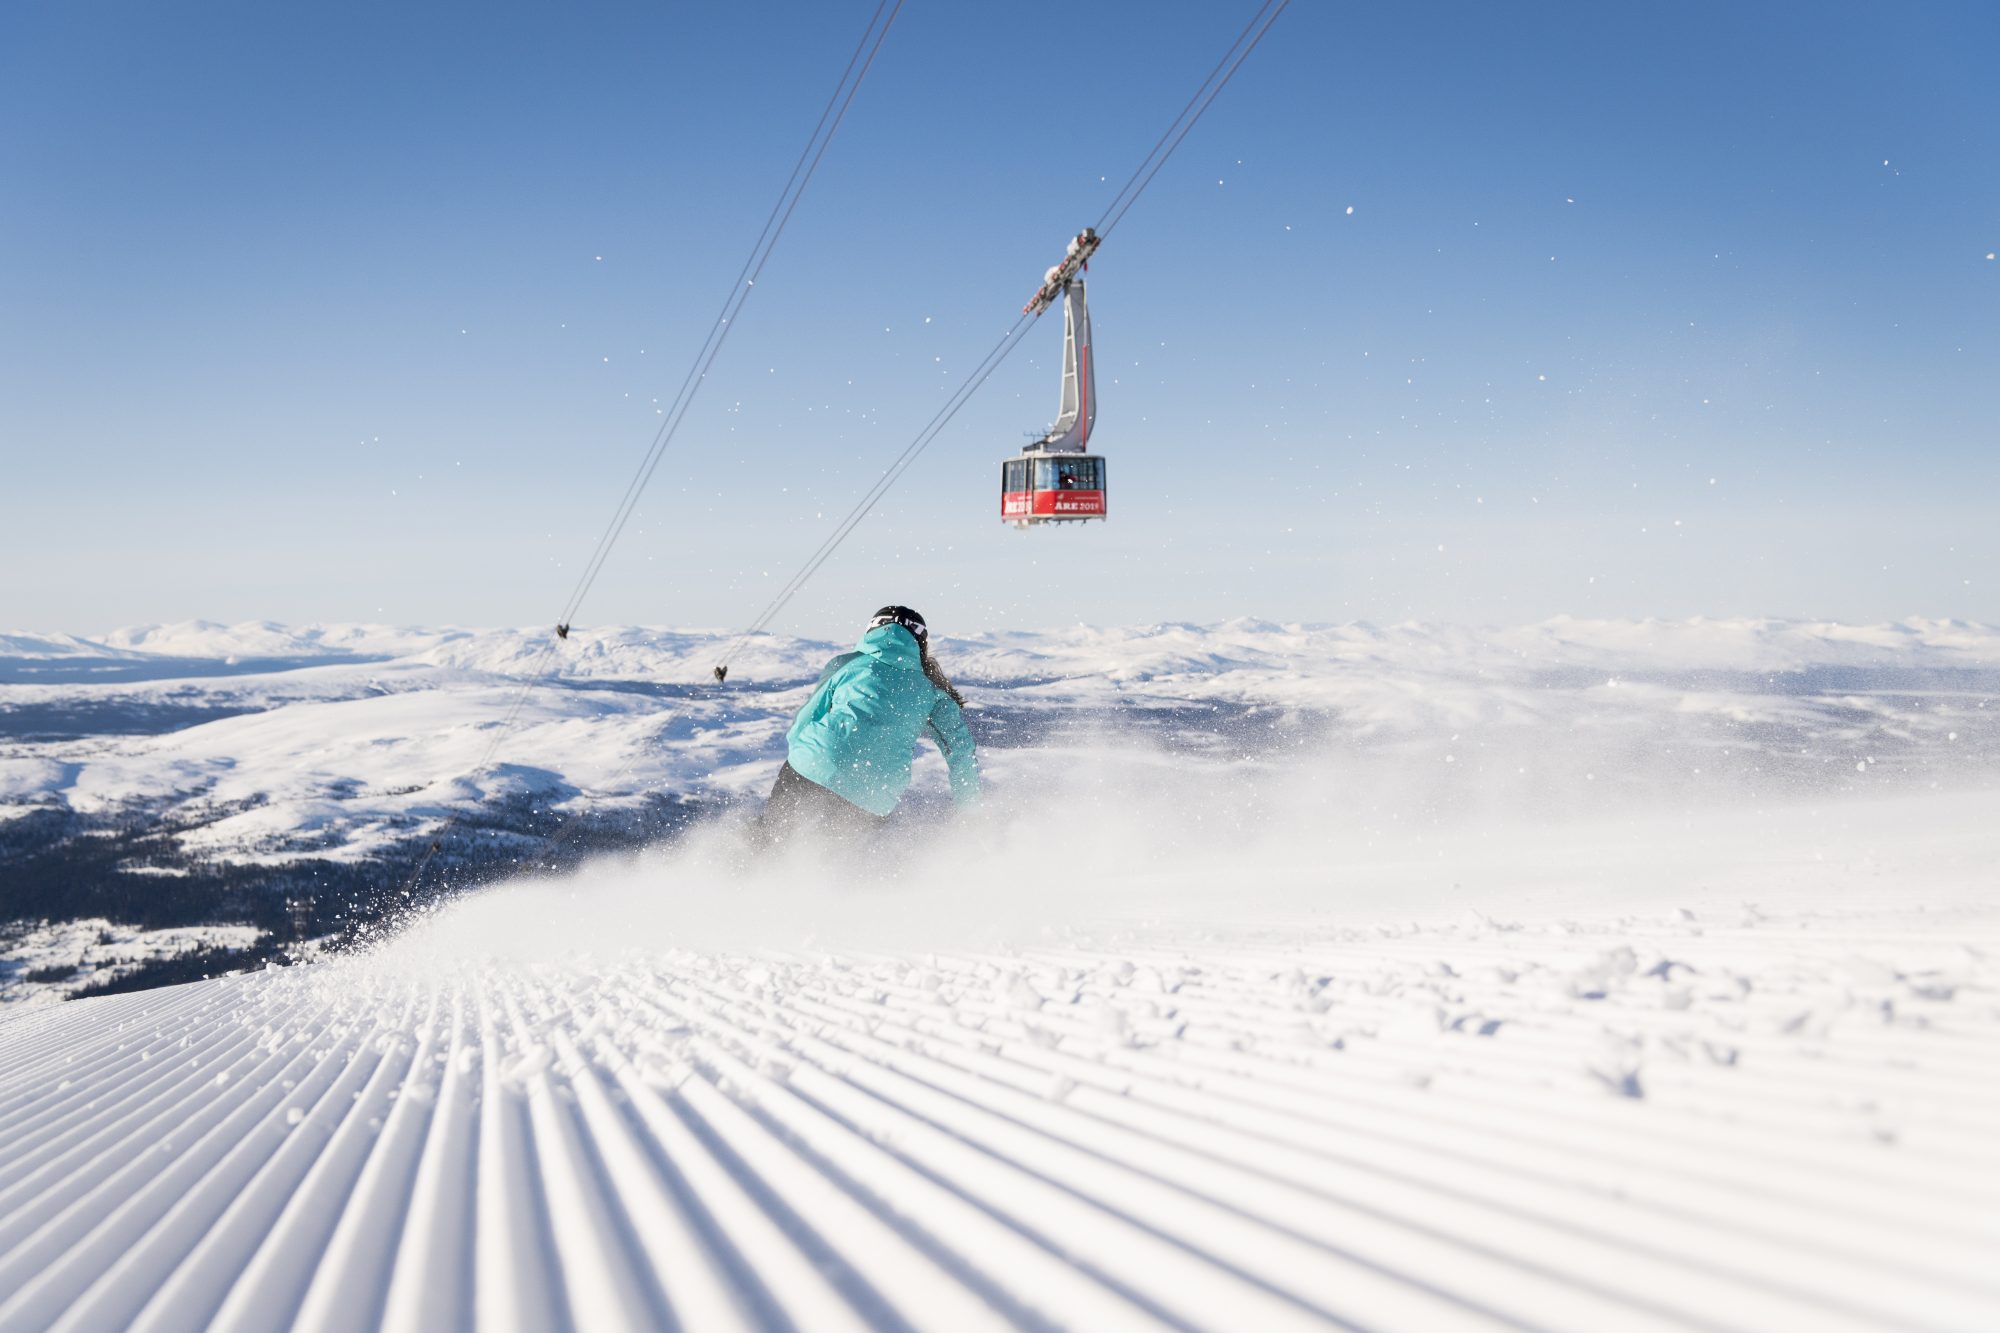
top-left (0, 633), bottom-right (134, 661)
top-left (95, 620), bottom-right (464, 661)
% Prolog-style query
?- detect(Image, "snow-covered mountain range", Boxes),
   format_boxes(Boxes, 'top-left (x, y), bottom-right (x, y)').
top-left (5, 615), bottom-right (1997, 859)
top-left (4, 615), bottom-right (1998, 1002)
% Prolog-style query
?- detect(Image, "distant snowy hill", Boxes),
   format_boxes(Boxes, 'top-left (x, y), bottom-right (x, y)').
top-left (24, 613), bottom-right (2000, 674)
top-left (95, 620), bottom-right (464, 661)
top-left (5, 615), bottom-right (2000, 1006)
top-left (0, 632), bottom-right (140, 661)
top-left (5, 616), bottom-right (1999, 869)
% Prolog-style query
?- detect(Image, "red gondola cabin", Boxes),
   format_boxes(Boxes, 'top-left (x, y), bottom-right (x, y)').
top-left (1001, 453), bottom-right (1107, 522)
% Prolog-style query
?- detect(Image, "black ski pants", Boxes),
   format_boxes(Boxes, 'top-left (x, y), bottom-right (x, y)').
top-left (758, 761), bottom-right (886, 849)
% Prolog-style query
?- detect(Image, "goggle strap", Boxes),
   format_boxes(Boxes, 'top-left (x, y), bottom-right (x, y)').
top-left (868, 613), bottom-right (925, 638)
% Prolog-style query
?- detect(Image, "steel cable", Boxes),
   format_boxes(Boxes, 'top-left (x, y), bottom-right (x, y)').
top-left (396, 0), bottom-right (902, 900)
top-left (557, 0), bottom-right (904, 633)
top-left (402, 0), bottom-right (1288, 898)
top-left (710, 0), bottom-right (1290, 678)
top-left (1098, 0), bottom-right (1289, 241)
top-left (1093, 0), bottom-right (1284, 238)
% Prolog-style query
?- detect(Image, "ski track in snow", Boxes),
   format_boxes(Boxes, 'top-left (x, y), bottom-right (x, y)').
top-left (2, 908), bottom-right (1996, 1332)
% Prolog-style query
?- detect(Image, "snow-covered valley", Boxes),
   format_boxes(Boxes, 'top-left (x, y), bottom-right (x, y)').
top-left (6, 617), bottom-right (1996, 851)
top-left (4, 615), bottom-right (2000, 1000)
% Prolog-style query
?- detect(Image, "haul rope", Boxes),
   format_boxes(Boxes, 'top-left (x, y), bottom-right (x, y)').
top-left (709, 0), bottom-right (1290, 679)
top-left (396, 0), bottom-right (904, 900)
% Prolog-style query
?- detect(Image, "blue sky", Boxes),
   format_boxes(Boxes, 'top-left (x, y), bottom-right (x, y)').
top-left (4, 0), bottom-right (1995, 640)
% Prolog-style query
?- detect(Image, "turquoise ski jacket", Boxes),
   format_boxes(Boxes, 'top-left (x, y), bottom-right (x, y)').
top-left (784, 625), bottom-right (981, 816)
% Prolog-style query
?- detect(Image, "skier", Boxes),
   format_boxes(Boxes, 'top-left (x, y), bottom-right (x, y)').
top-left (761, 605), bottom-right (981, 845)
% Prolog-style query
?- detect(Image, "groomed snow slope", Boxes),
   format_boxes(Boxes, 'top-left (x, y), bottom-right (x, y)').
top-left (2, 806), bottom-right (1996, 1333)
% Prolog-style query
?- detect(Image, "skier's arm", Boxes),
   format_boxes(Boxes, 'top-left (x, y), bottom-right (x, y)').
top-left (926, 697), bottom-right (982, 807)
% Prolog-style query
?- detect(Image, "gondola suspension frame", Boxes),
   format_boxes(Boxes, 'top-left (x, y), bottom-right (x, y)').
top-left (1003, 228), bottom-right (1108, 528)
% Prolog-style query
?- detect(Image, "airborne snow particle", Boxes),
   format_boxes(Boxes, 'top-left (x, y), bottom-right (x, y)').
top-left (1345, 205), bottom-right (1354, 215)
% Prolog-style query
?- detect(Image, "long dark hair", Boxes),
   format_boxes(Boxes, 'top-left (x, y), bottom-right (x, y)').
top-left (920, 636), bottom-right (966, 708)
